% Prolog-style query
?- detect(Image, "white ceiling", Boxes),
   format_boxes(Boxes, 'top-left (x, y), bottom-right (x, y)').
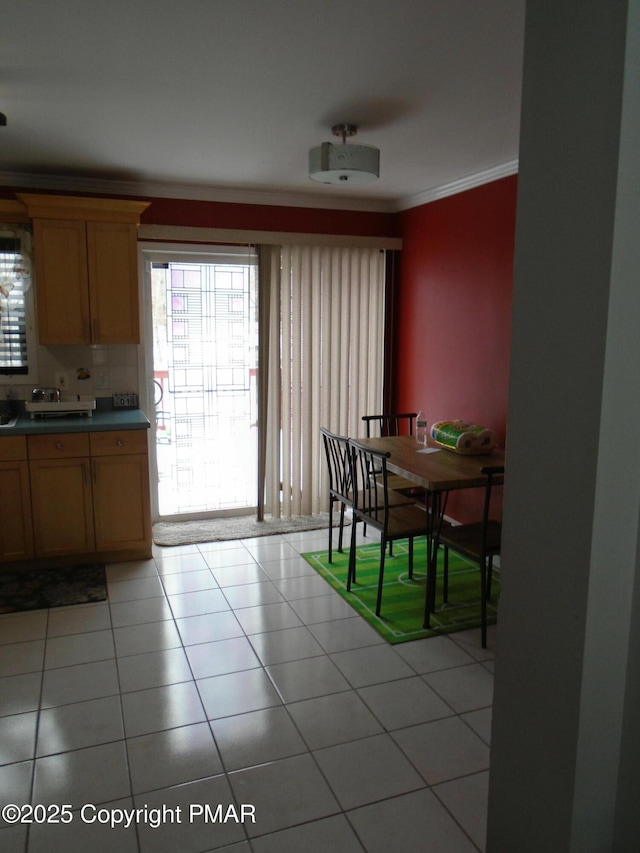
top-left (1, 0), bottom-right (525, 212)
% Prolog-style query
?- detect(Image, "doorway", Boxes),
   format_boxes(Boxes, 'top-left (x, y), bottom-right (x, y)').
top-left (143, 246), bottom-right (258, 520)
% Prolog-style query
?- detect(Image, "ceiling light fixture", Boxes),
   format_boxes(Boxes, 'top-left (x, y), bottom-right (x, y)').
top-left (309, 124), bottom-right (380, 185)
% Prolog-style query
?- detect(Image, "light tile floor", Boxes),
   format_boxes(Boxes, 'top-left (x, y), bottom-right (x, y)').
top-left (0, 527), bottom-right (495, 852)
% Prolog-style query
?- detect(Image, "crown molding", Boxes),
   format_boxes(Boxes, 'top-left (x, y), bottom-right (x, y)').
top-left (0, 171), bottom-right (396, 214)
top-left (394, 159), bottom-right (519, 211)
top-left (0, 160), bottom-right (518, 216)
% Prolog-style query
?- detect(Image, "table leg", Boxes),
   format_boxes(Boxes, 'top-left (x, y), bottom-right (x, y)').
top-left (423, 490), bottom-right (448, 629)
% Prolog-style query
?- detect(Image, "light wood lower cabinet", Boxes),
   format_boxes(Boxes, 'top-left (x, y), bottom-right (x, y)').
top-left (90, 430), bottom-right (151, 553)
top-left (28, 433), bottom-right (95, 558)
top-left (0, 428), bottom-right (151, 565)
top-left (0, 437), bottom-right (34, 562)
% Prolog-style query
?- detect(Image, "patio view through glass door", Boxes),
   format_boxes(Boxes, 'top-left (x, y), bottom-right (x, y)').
top-left (150, 248), bottom-right (258, 518)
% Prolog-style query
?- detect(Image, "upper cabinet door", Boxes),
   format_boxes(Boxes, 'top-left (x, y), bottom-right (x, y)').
top-left (87, 220), bottom-right (140, 344)
top-left (33, 218), bottom-right (91, 344)
top-left (17, 193), bottom-right (149, 346)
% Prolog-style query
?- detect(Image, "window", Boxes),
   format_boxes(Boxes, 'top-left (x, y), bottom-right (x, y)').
top-left (0, 227), bottom-right (37, 381)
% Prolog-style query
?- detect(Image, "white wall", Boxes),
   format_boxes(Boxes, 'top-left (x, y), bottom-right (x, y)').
top-left (487, 1), bottom-right (640, 850)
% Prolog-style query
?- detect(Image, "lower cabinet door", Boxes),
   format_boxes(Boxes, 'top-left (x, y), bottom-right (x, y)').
top-left (92, 453), bottom-right (151, 551)
top-left (30, 457), bottom-right (95, 557)
top-left (0, 460), bottom-right (34, 561)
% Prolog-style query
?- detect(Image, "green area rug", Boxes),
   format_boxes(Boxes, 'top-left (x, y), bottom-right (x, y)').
top-left (302, 538), bottom-right (498, 644)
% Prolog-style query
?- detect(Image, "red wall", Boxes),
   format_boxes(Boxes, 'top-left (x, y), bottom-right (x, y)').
top-left (141, 196), bottom-right (399, 238)
top-left (394, 175), bottom-right (517, 519)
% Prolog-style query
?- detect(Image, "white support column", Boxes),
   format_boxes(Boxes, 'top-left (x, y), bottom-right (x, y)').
top-left (487, 1), bottom-right (640, 850)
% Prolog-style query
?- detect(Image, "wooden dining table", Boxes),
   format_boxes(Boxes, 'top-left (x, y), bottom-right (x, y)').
top-left (355, 434), bottom-right (505, 628)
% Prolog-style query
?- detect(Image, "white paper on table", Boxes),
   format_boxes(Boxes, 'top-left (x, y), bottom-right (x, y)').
top-left (417, 447), bottom-right (441, 454)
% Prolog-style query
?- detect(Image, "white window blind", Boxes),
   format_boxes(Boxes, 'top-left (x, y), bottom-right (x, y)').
top-left (259, 244), bottom-right (385, 518)
top-left (0, 229), bottom-right (32, 376)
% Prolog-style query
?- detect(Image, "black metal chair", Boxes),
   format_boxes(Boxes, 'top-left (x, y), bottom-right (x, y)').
top-left (320, 427), bottom-right (353, 562)
top-left (347, 438), bottom-right (430, 617)
top-left (436, 466), bottom-right (504, 648)
top-left (362, 413), bottom-right (426, 499)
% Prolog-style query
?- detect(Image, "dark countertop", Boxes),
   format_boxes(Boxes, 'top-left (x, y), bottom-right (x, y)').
top-left (1, 409), bottom-right (150, 436)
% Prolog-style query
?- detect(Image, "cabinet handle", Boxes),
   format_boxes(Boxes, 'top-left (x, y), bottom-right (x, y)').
top-left (116, 439), bottom-right (123, 448)
top-left (55, 442), bottom-right (63, 451)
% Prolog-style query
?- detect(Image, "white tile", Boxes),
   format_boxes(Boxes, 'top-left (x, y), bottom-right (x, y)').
top-left (127, 722), bottom-right (223, 794)
top-left (392, 716), bottom-right (490, 785)
top-left (161, 569), bottom-right (218, 596)
top-left (44, 630), bottom-right (114, 669)
top-left (423, 662), bottom-right (494, 713)
top-left (135, 775), bottom-right (245, 852)
top-left (209, 563), bottom-right (270, 587)
top-left (113, 620), bottom-right (181, 657)
top-left (27, 797), bottom-right (139, 853)
top-left (243, 540), bottom-right (299, 562)
top-left (121, 681), bottom-right (206, 738)
top-left (271, 573), bottom-right (335, 600)
top-left (211, 706), bottom-right (307, 771)
top-left (266, 656), bottom-right (351, 703)
top-left (222, 581), bottom-right (285, 609)
top-left (0, 711), bottom-right (37, 764)
top-left (175, 611), bottom-right (244, 646)
top-left (288, 594), bottom-right (357, 624)
top-left (154, 551), bottom-right (210, 574)
top-left (348, 787), bottom-right (478, 853)
top-left (0, 610), bottom-right (48, 645)
top-left (203, 546), bottom-right (259, 569)
top-left (166, 588), bottom-right (230, 619)
top-left (185, 636), bottom-right (260, 680)
top-left (394, 634), bottom-right (477, 673)
top-left (433, 770), bottom-right (490, 851)
top-left (250, 814), bottom-right (363, 853)
top-left (313, 733), bottom-right (425, 810)
top-left (46, 603), bottom-right (111, 637)
top-left (0, 760), bottom-right (33, 809)
top-left (358, 676), bottom-right (454, 730)
top-left (106, 559), bottom-right (158, 581)
top-left (461, 706), bottom-right (493, 745)
top-left (0, 639), bottom-right (45, 676)
top-left (330, 644), bottom-right (415, 688)
top-left (228, 753), bottom-right (340, 838)
top-left (250, 625), bottom-right (326, 665)
top-left (109, 596), bottom-right (173, 628)
top-left (308, 615), bottom-right (385, 653)
top-left (117, 647), bottom-right (193, 692)
top-left (36, 695), bottom-right (124, 756)
top-left (234, 601), bottom-right (303, 634)
top-left (107, 575), bottom-right (165, 603)
top-left (0, 672), bottom-right (42, 716)
top-left (41, 659), bottom-right (120, 708)
top-left (287, 690), bottom-right (383, 750)
top-left (32, 741), bottom-right (131, 807)
top-left (197, 669), bottom-right (282, 720)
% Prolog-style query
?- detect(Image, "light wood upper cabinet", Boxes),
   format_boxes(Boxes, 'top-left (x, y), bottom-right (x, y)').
top-left (16, 193), bottom-right (149, 345)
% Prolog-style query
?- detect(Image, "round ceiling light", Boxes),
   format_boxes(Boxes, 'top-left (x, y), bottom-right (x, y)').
top-left (309, 124), bottom-right (380, 185)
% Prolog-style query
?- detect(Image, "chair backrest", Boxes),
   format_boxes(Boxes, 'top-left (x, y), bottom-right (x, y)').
top-left (320, 427), bottom-right (352, 504)
top-left (362, 413), bottom-right (418, 438)
top-left (348, 438), bottom-right (391, 533)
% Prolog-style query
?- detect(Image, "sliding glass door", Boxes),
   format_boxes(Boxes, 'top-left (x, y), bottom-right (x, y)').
top-left (143, 246), bottom-right (258, 520)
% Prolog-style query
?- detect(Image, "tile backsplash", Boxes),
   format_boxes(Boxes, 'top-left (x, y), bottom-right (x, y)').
top-left (8, 343), bottom-right (141, 401)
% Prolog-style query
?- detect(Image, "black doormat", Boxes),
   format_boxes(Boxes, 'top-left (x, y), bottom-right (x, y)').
top-left (0, 564), bottom-right (107, 614)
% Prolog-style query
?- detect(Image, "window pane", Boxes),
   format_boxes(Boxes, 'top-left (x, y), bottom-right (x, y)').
top-left (0, 236), bottom-right (29, 375)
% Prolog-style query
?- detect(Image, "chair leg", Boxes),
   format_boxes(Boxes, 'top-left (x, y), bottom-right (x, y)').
top-left (486, 555), bottom-right (494, 601)
top-left (337, 502), bottom-right (346, 553)
top-left (328, 498), bottom-right (334, 563)
top-left (347, 518), bottom-right (358, 591)
top-left (480, 558), bottom-right (487, 649)
top-left (408, 537), bottom-right (414, 579)
top-left (443, 545), bottom-right (449, 604)
top-left (375, 538), bottom-right (387, 616)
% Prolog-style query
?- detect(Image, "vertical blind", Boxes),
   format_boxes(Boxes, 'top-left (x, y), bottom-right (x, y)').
top-left (259, 244), bottom-right (385, 518)
top-left (0, 231), bottom-right (31, 375)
